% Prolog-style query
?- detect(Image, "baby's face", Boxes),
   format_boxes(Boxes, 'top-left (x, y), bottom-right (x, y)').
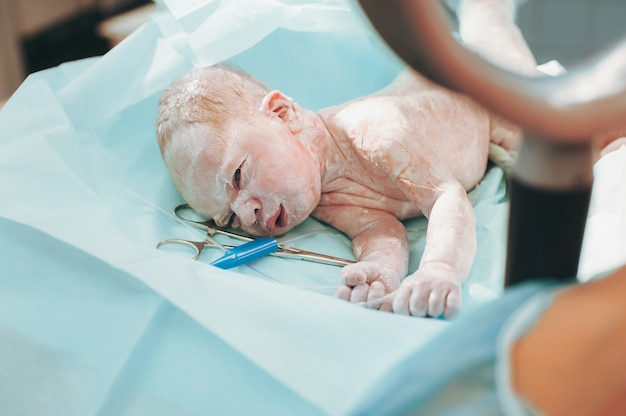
top-left (183, 116), bottom-right (321, 237)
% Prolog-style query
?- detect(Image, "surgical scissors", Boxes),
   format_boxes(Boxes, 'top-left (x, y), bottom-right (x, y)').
top-left (157, 204), bottom-right (355, 268)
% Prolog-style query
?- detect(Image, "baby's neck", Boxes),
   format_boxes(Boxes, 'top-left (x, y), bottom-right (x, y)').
top-left (297, 109), bottom-right (346, 185)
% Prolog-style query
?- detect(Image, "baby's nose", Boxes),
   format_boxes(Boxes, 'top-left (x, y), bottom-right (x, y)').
top-left (231, 197), bottom-right (261, 227)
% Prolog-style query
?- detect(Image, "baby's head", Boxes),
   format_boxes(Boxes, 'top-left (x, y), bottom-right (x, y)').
top-left (156, 64), bottom-right (322, 236)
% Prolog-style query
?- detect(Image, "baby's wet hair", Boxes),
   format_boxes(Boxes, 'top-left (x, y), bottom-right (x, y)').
top-left (156, 63), bottom-right (271, 154)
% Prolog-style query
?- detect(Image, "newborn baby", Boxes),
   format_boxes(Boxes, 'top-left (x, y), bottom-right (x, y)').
top-left (156, 0), bottom-right (537, 318)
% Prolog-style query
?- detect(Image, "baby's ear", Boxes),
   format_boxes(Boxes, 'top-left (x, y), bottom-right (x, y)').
top-left (261, 90), bottom-right (303, 133)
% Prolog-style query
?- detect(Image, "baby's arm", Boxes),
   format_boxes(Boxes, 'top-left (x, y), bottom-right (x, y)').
top-left (367, 140), bottom-right (477, 319)
top-left (395, 180), bottom-right (476, 318)
top-left (313, 205), bottom-right (409, 312)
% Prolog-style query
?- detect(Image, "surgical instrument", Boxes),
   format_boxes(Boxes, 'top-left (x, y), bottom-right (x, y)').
top-left (157, 204), bottom-right (355, 267)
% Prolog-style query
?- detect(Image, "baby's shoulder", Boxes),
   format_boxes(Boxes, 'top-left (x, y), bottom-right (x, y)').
top-left (334, 95), bottom-right (404, 122)
top-left (323, 96), bottom-right (407, 141)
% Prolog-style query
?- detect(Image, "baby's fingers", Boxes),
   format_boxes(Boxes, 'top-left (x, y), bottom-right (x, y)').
top-left (333, 283), bottom-right (370, 303)
top-left (393, 280), bottom-right (461, 318)
top-left (367, 280), bottom-right (385, 302)
top-left (340, 262), bottom-right (381, 286)
top-left (443, 290), bottom-right (461, 319)
top-left (349, 283), bottom-right (369, 303)
top-left (334, 285), bottom-right (351, 301)
top-left (392, 286), bottom-right (412, 316)
top-left (427, 287), bottom-right (447, 318)
top-left (393, 280), bottom-right (433, 317)
top-left (367, 281), bottom-right (393, 312)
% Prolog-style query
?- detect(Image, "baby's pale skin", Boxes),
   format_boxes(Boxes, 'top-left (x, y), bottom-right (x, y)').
top-left (168, 68), bottom-right (514, 318)
top-left (314, 72), bottom-right (493, 317)
top-left (159, 0), bottom-right (532, 318)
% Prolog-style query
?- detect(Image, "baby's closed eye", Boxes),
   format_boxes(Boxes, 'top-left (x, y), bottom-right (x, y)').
top-left (233, 160), bottom-right (246, 189)
top-left (233, 167), bottom-right (241, 188)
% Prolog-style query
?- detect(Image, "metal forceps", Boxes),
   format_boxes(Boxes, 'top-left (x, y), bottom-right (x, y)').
top-left (157, 204), bottom-right (355, 268)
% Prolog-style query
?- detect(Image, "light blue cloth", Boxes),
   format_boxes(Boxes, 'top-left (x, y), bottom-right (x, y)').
top-left (0, 1), bottom-right (530, 414)
top-left (351, 282), bottom-right (561, 416)
top-left (0, 217), bottom-right (446, 415)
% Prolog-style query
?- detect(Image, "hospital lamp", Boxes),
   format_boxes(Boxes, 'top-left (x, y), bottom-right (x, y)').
top-left (358, 0), bottom-right (626, 287)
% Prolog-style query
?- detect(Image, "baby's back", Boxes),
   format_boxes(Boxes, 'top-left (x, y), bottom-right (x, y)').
top-left (322, 69), bottom-right (492, 201)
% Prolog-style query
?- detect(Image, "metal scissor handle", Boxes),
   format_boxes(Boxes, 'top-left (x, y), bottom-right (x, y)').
top-left (156, 236), bottom-right (228, 260)
top-left (173, 204), bottom-right (254, 242)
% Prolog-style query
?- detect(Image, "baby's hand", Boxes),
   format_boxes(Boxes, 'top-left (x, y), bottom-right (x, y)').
top-left (334, 261), bottom-right (401, 312)
top-left (392, 265), bottom-right (462, 319)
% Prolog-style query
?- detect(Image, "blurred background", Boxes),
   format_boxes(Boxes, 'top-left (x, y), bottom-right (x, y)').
top-left (0, 0), bottom-right (156, 105)
top-left (1, 0), bottom-right (626, 106)
top-left (516, 0), bottom-right (626, 68)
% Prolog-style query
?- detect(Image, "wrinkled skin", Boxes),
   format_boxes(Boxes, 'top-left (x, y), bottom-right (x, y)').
top-left (318, 0), bottom-right (539, 317)
top-left (166, 0), bottom-right (539, 318)
top-left (314, 73), bottom-right (492, 318)
top-left (176, 69), bottom-right (497, 318)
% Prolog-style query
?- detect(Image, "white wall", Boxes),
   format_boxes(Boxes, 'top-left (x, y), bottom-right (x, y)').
top-left (517, 0), bottom-right (626, 68)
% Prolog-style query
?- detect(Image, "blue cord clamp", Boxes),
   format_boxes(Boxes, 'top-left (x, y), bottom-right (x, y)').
top-left (210, 238), bottom-right (279, 269)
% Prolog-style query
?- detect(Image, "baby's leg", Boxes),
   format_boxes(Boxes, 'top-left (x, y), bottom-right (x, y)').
top-left (458, 0), bottom-right (537, 74)
top-left (458, 0), bottom-right (538, 154)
